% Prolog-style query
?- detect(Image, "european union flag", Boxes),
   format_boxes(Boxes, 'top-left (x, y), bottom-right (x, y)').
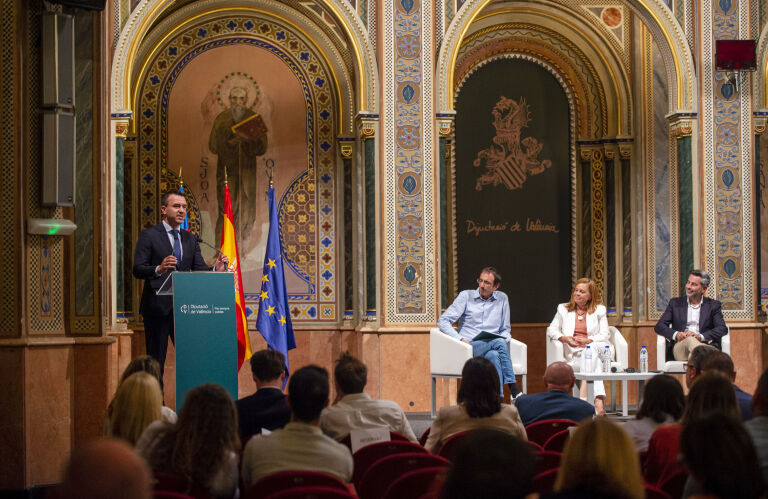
top-left (256, 187), bottom-right (296, 380)
top-left (179, 183), bottom-right (190, 231)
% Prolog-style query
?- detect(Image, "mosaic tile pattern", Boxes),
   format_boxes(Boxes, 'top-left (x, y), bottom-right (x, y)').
top-left (137, 14), bottom-right (337, 321)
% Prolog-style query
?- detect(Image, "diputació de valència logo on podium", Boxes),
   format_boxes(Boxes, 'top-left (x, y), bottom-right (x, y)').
top-left (179, 303), bottom-right (232, 315)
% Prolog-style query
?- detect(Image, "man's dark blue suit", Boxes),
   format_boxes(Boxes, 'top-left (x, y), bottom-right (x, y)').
top-left (653, 296), bottom-right (727, 361)
top-left (515, 389), bottom-right (595, 426)
top-left (133, 223), bottom-right (210, 375)
top-left (236, 387), bottom-right (291, 440)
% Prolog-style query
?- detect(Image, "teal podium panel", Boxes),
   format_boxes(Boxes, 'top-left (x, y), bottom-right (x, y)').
top-left (165, 271), bottom-right (238, 406)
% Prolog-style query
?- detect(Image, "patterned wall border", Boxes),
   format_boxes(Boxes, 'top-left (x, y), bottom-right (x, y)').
top-left (135, 15), bottom-right (339, 322)
top-left (383, 0), bottom-right (437, 322)
top-left (702, 0), bottom-right (754, 319)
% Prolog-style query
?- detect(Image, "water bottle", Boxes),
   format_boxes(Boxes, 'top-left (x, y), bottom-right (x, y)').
top-left (603, 345), bottom-right (611, 373)
top-left (584, 345), bottom-right (593, 373)
top-left (640, 345), bottom-right (648, 373)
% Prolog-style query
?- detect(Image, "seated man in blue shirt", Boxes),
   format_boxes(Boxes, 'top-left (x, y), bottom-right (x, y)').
top-left (438, 267), bottom-right (521, 398)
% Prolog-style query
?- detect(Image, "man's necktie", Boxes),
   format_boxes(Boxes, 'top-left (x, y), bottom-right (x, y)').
top-left (171, 229), bottom-right (182, 266)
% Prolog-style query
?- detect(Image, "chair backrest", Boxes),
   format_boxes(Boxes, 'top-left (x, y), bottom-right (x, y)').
top-left (358, 453), bottom-right (450, 499)
top-left (152, 472), bottom-right (213, 499)
top-left (245, 471), bottom-right (348, 499)
top-left (644, 482), bottom-right (673, 499)
top-left (542, 428), bottom-right (570, 452)
top-left (339, 431), bottom-right (409, 451)
top-left (533, 451), bottom-right (562, 476)
top-left (153, 493), bottom-right (195, 499)
top-left (657, 468), bottom-right (689, 499)
top-left (524, 419), bottom-right (578, 446)
top-left (436, 430), bottom-right (471, 461)
top-left (352, 441), bottom-right (428, 490)
top-left (525, 440), bottom-right (544, 453)
top-left (263, 486), bottom-right (357, 499)
top-left (530, 468), bottom-right (559, 494)
top-left (381, 467), bottom-right (446, 499)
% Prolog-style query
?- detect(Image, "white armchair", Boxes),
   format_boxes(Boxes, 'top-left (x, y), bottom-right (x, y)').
top-left (656, 326), bottom-right (730, 373)
top-left (429, 328), bottom-right (528, 417)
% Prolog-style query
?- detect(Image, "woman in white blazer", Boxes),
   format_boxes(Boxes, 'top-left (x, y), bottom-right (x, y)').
top-left (546, 277), bottom-right (612, 414)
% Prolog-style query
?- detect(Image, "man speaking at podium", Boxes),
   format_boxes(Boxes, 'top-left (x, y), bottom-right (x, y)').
top-left (133, 190), bottom-right (229, 378)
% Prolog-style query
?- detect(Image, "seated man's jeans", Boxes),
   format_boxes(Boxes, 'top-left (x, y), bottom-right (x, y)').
top-left (471, 338), bottom-right (516, 396)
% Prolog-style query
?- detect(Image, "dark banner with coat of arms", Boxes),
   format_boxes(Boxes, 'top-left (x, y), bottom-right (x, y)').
top-left (455, 59), bottom-right (571, 322)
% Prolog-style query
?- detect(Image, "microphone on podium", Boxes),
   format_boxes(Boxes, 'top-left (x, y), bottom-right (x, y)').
top-left (195, 235), bottom-right (225, 256)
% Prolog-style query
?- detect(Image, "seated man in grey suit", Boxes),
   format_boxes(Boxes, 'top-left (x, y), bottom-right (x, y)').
top-left (514, 362), bottom-right (595, 426)
top-left (235, 349), bottom-right (291, 440)
top-left (654, 269), bottom-right (727, 361)
top-left (320, 352), bottom-right (417, 442)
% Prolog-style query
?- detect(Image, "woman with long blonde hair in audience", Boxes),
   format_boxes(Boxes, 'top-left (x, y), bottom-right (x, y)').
top-left (550, 418), bottom-right (644, 499)
top-left (137, 383), bottom-right (240, 499)
top-left (118, 355), bottom-right (177, 423)
top-left (105, 371), bottom-right (163, 446)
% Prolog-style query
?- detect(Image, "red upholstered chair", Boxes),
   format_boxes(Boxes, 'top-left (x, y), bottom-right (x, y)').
top-left (524, 419), bottom-right (578, 447)
top-left (526, 440), bottom-right (544, 453)
top-left (542, 428), bottom-right (571, 452)
top-left (436, 430), bottom-right (471, 461)
top-left (533, 450), bottom-right (562, 476)
top-left (152, 472), bottom-right (213, 499)
top-left (263, 486), bottom-right (357, 499)
top-left (352, 441), bottom-right (427, 490)
top-left (340, 431), bottom-right (411, 450)
top-left (657, 468), bottom-right (689, 499)
top-left (381, 467), bottom-right (446, 499)
top-left (531, 468), bottom-right (559, 494)
top-left (153, 493), bottom-right (195, 499)
top-left (244, 471), bottom-right (348, 499)
top-left (358, 453), bottom-right (450, 499)
top-left (644, 482), bottom-right (673, 499)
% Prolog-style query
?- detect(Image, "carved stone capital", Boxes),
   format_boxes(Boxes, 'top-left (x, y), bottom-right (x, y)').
top-left (338, 137), bottom-right (355, 158)
top-left (357, 113), bottom-right (379, 139)
top-left (114, 119), bottom-right (131, 139)
top-left (436, 112), bottom-right (456, 138)
top-left (754, 111), bottom-right (768, 135)
top-left (668, 113), bottom-right (696, 138)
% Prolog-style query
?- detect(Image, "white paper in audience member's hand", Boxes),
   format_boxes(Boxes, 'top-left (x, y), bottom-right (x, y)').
top-left (260, 428), bottom-right (272, 436)
top-left (350, 428), bottom-right (390, 453)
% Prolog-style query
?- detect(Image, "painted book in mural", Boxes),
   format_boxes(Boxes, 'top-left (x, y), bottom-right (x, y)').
top-left (232, 113), bottom-right (268, 141)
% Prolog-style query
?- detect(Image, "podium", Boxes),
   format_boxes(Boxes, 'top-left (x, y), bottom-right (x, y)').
top-left (158, 271), bottom-right (238, 406)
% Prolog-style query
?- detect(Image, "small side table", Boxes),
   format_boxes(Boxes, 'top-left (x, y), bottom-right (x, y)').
top-left (574, 371), bottom-right (661, 416)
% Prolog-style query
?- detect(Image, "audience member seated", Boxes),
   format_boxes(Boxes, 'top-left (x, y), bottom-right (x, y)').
top-left (138, 383), bottom-right (240, 499)
top-left (515, 361), bottom-right (595, 426)
top-left (320, 351), bottom-right (417, 442)
top-left (113, 355), bottom-right (177, 424)
top-left (546, 278), bottom-right (611, 413)
top-left (440, 429), bottom-right (535, 499)
top-left (236, 348), bottom-right (291, 440)
top-left (544, 418), bottom-right (644, 499)
top-left (700, 350), bottom-right (753, 421)
top-left (643, 372), bottom-right (739, 485)
top-left (424, 357), bottom-right (526, 453)
top-left (60, 438), bottom-right (153, 499)
top-left (105, 372), bottom-right (163, 446)
top-left (241, 365), bottom-right (353, 486)
top-left (684, 344), bottom-right (719, 389)
top-left (680, 412), bottom-right (766, 499)
top-left (621, 374), bottom-right (684, 452)
top-left (746, 368), bottom-right (768, 485)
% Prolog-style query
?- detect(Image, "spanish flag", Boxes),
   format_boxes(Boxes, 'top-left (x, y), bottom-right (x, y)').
top-left (219, 183), bottom-right (251, 369)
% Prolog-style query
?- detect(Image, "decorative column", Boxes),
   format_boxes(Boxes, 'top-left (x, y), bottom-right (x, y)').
top-left (578, 143), bottom-right (606, 295)
top-left (358, 114), bottom-right (378, 321)
top-left (338, 136), bottom-right (355, 321)
top-left (437, 112), bottom-right (455, 309)
top-left (669, 113), bottom-right (695, 296)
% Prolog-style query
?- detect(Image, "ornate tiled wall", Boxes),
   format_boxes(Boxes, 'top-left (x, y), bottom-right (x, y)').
top-left (383, 0), bottom-right (436, 321)
top-left (135, 12), bottom-right (340, 322)
top-left (702, 0), bottom-right (755, 318)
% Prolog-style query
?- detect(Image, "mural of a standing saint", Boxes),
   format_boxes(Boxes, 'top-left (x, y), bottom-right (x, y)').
top-left (209, 86), bottom-right (268, 243)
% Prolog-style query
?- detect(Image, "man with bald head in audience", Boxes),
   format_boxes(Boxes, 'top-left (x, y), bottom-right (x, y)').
top-left (514, 361), bottom-right (595, 425)
top-left (60, 438), bottom-right (152, 499)
top-left (701, 350), bottom-right (753, 421)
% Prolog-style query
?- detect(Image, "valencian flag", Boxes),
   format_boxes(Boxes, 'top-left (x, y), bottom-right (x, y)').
top-left (219, 183), bottom-right (252, 369)
top-left (178, 174), bottom-right (190, 231)
top-left (256, 187), bottom-right (296, 382)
